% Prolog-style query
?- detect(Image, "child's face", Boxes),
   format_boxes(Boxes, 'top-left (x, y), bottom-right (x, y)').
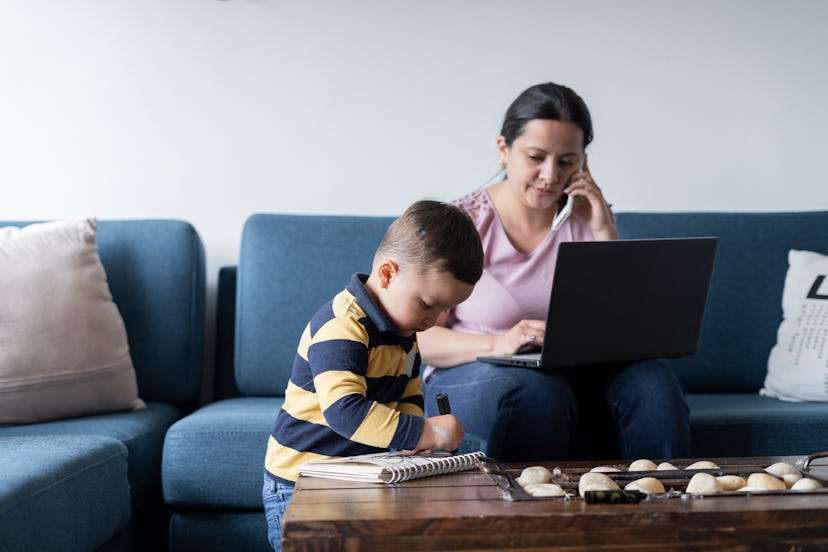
top-left (375, 263), bottom-right (474, 337)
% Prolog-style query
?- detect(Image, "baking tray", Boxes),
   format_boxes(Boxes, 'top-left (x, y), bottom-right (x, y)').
top-left (476, 452), bottom-right (828, 502)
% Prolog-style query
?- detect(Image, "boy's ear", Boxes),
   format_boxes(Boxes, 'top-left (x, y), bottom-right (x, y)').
top-left (377, 259), bottom-right (399, 289)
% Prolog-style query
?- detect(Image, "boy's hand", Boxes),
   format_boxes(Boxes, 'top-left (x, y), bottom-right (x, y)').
top-left (413, 414), bottom-right (464, 453)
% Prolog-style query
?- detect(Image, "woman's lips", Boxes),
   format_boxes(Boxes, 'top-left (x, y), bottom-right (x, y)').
top-left (532, 186), bottom-right (556, 197)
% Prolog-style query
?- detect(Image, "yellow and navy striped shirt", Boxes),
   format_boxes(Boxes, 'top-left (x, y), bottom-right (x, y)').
top-left (265, 273), bottom-right (425, 483)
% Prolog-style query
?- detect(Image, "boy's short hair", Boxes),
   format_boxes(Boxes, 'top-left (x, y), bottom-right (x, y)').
top-left (376, 200), bottom-right (483, 285)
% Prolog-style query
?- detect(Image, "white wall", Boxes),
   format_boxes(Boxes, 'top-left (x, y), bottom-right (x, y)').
top-left (2, 0), bottom-right (826, 282)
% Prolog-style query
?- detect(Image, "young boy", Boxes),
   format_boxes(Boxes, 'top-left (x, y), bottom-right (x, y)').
top-left (262, 200), bottom-right (484, 551)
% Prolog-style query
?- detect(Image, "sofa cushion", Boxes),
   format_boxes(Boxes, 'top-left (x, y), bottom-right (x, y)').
top-left (616, 211), bottom-right (828, 393)
top-left (95, 220), bottom-right (206, 404)
top-left (163, 397), bottom-right (283, 508)
top-left (0, 219), bottom-right (144, 425)
top-left (687, 393), bottom-right (828, 457)
top-left (169, 511), bottom-right (270, 552)
top-left (0, 435), bottom-right (131, 551)
top-left (761, 249), bottom-right (828, 402)
top-left (0, 401), bottom-right (184, 509)
top-left (235, 214), bottom-right (394, 396)
top-left (0, 219), bottom-right (207, 407)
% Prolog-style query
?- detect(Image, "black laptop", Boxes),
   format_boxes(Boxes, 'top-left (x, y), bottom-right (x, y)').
top-left (476, 237), bottom-right (718, 369)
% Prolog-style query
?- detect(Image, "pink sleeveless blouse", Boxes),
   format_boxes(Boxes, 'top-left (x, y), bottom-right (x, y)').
top-left (447, 188), bottom-right (595, 335)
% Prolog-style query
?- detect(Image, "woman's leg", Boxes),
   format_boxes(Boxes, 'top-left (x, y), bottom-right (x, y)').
top-left (571, 359), bottom-right (690, 460)
top-left (424, 362), bottom-right (577, 461)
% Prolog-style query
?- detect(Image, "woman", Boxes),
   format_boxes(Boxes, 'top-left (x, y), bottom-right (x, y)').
top-left (418, 82), bottom-right (690, 462)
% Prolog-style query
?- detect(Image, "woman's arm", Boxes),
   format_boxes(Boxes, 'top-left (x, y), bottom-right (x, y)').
top-left (418, 319), bottom-right (547, 368)
top-left (417, 325), bottom-right (496, 367)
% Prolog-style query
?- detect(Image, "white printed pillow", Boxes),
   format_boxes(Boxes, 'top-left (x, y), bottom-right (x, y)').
top-left (0, 219), bottom-right (145, 425)
top-left (760, 249), bottom-right (828, 402)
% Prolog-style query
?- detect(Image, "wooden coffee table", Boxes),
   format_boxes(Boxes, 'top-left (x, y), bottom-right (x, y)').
top-left (282, 455), bottom-right (828, 551)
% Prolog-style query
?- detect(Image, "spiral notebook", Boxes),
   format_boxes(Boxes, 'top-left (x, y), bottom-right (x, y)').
top-left (297, 450), bottom-right (486, 484)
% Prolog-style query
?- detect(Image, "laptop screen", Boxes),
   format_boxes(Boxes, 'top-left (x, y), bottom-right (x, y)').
top-left (478, 237), bottom-right (718, 370)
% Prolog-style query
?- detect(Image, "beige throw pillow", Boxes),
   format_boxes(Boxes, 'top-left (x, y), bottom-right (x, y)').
top-left (0, 219), bottom-right (145, 425)
top-left (760, 249), bottom-right (828, 402)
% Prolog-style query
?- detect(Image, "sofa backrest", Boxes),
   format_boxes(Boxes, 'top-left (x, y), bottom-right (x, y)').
top-left (214, 266), bottom-right (240, 400)
top-left (235, 213), bottom-right (395, 397)
top-left (99, 220), bottom-right (206, 405)
top-left (616, 211), bottom-right (828, 393)
top-left (0, 219), bottom-right (206, 407)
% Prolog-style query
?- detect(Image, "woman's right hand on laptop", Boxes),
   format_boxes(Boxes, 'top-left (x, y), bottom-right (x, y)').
top-left (418, 319), bottom-right (545, 367)
top-left (495, 319), bottom-right (546, 355)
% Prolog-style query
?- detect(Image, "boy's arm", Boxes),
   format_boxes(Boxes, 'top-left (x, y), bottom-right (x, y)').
top-left (309, 320), bottom-right (424, 451)
top-left (399, 368), bottom-right (462, 452)
top-left (396, 375), bottom-right (425, 417)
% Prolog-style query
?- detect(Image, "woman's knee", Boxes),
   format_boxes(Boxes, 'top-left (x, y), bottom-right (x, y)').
top-left (611, 360), bottom-right (685, 399)
top-left (425, 365), bottom-right (577, 450)
top-left (429, 364), bottom-right (576, 415)
top-left (606, 360), bottom-right (689, 423)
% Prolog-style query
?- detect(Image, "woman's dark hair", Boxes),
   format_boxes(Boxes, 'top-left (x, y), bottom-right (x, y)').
top-left (499, 82), bottom-right (593, 149)
top-left (376, 200), bottom-right (483, 285)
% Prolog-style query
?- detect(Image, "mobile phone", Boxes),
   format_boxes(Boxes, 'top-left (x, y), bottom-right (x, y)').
top-left (551, 159), bottom-right (584, 231)
top-left (551, 194), bottom-right (573, 231)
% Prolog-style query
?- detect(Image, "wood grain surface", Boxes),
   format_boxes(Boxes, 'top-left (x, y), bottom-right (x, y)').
top-left (282, 455), bottom-right (828, 551)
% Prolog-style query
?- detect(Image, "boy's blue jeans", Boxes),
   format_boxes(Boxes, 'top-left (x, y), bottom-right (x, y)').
top-left (423, 358), bottom-right (690, 462)
top-left (263, 475), bottom-right (295, 552)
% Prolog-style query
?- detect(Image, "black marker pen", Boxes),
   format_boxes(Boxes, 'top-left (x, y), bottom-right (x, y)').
top-left (436, 392), bottom-right (451, 415)
top-left (434, 392), bottom-right (457, 454)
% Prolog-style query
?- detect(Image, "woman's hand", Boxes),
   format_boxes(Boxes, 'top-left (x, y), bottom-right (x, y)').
top-left (492, 319), bottom-right (546, 355)
top-left (565, 156), bottom-right (618, 241)
top-left (418, 319), bottom-right (546, 367)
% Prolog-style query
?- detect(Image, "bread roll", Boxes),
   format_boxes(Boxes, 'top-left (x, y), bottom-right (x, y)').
top-left (782, 473), bottom-right (802, 488)
top-left (628, 459), bottom-right (657, 472)
top-left (523, 483), bottom-right (566, 497)
top-left (624, 477), bottom-right (665, 494)
top-left (685, 472), bottom-right (722, 494)
top-left (746, 472), bottom-right (786, 491)
top-left (590, 466), bottom-right (621, 472)
top-left (716, 475), bottom-right (746, 491)
top-left (578, 472), bottom-right (620, 497)
top-left (791, 477), bottom-right (822, 491)
top-left (516, 466), bottom-right (553, 487)
top-left (765, 462), bottom-right (799, 479)
top-left (737, 485), bottom-right (768, 492)
top-left (685, 460), bottom-right (719, 470)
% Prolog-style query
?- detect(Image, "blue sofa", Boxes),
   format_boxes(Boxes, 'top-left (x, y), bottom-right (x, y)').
top-left (616, 212), bottom-right (828, 457)
top-left (162, 211), bottom-right (828, 552)
top-left (0, 220), bottom-right (206, 552)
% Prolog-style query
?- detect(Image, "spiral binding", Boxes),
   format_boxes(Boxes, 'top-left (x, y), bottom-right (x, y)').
top-left (385, 451), bottom-right (486, 483)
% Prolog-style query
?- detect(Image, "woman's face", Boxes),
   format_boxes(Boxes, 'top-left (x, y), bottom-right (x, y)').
top-left (498, 119), bottom-right (585, 212)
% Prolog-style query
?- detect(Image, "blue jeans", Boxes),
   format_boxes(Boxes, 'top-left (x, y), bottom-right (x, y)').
top-left (262, 475), bottom-right (295, 552)
top-left (423, 359), bottom-right (690, 462)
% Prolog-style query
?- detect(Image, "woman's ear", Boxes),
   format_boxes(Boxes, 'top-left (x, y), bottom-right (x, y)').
top-left (377, 259), bottom-right (399, 289)
top-left (496, 135), bottom-right (509, 168)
